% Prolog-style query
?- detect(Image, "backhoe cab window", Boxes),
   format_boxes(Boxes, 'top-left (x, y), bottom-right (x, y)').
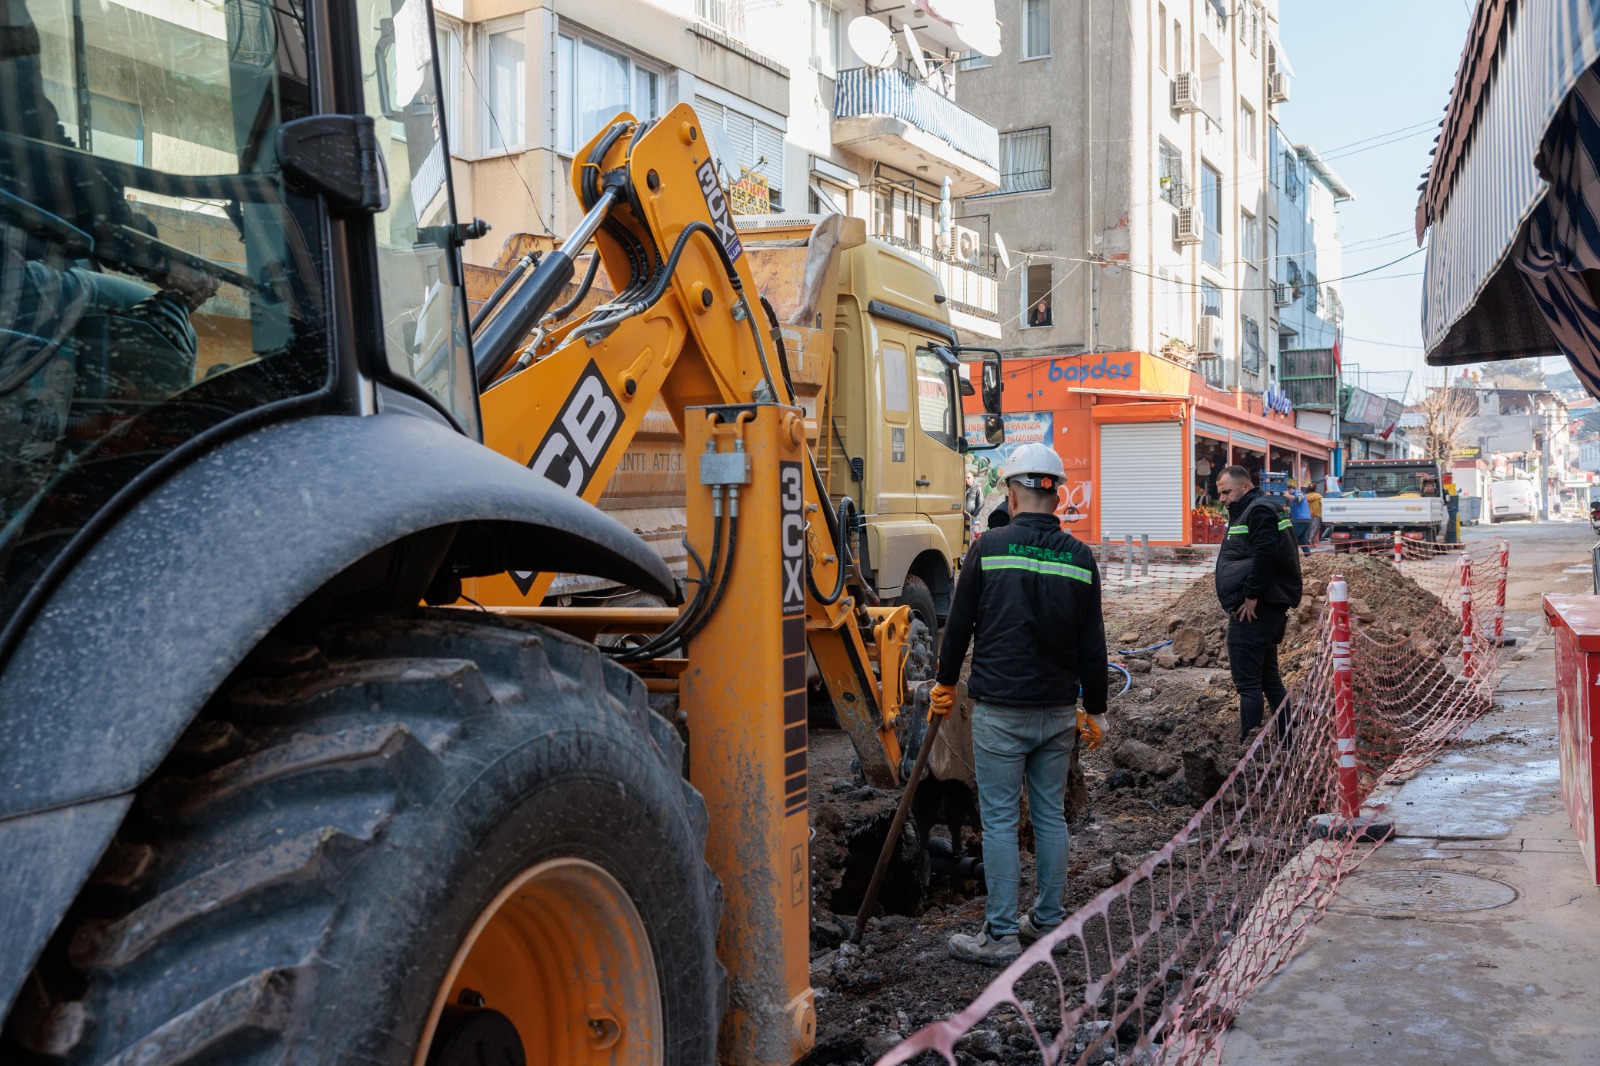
top-left (364, 0), bottom-right (477, 435)
top-left (0, 0), bottom-right (326, 623)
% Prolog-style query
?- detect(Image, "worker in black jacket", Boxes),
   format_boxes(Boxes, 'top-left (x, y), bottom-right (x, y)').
top-left (930, 443), bottom-right (1109, 966)
top-left (1214, 465), bottom-right (1304, 742)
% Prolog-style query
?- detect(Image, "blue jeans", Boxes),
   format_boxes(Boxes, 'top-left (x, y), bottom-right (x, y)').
top-left (972, 700), bottom-right (1077, 936)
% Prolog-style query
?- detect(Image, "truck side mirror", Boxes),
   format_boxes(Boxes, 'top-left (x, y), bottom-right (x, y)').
top-left (981, 359), bottom-right (1002, 414)
top-left (958, 376), bottom-right (975, 397)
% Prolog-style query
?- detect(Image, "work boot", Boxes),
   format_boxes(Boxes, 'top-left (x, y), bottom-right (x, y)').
top-left (1018, 911), bottom-right (1060, 946)
top-left (947, 923), bottom-right (1021, 967)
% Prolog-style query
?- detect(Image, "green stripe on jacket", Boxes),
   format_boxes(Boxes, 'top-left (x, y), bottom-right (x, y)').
top-left (980, 556), bottom-right (1094, 583)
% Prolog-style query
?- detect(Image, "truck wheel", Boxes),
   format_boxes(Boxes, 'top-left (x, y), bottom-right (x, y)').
top-left (896, 574), bottom-right (940, 649)
top-left (7, 612), bottom-right (722, 1066)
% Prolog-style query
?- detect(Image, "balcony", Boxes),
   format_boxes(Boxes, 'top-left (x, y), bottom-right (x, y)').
top-left (875, 234), bottom-right (1000, 340)
top-left (1280, 348), bottom-right (1339, 408)
top-left (832, 67), bottom-right (999, 196)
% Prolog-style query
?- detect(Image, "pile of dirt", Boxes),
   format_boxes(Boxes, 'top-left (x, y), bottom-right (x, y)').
top-left (801, 553), bottom-right (1457, 1063)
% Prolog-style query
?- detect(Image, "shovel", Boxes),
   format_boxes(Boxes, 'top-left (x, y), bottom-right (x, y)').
top-left (850, 683), bottom-right (943, 945)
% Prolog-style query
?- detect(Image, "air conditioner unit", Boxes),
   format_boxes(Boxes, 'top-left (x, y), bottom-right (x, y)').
top-left (1273, 282), bottom-right (1293, 307)
top-left (1171, 72), bottom-right (1202, 113)
top-left (1197, 314), bottom-right (1223, 354)
top-left (1175, 205), bottom-right (1204, 244)
top-left (952, 225), bottom-right (983, 264)
top-left (1269, 70), bottom-right (1290, 103)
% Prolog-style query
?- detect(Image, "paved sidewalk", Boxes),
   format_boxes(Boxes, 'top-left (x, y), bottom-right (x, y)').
top-left (1224, 621), bottom-right (1600, 1065)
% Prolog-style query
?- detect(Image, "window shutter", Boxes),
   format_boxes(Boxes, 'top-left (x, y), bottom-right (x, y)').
top-left (756, 121), bottom-right (784, 196)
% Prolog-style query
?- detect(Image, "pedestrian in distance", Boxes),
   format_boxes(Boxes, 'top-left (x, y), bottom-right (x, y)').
top-left (930, 442), bottom-right (1110, 967)
top-left (1287, 483), bottom-right (1313, 557)
top-left (1306, 484), bottom-right (1323, 545)
top-left (1214, 465), bottom-right (1304, 743)
top-left (964, 469), bottom-right (984, 516)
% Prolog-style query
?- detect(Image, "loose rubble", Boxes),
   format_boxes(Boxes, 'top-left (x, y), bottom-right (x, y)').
top-left (803, 551), bottom-right (1450, 1064)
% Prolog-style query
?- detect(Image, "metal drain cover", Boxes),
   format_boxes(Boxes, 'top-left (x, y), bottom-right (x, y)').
top-left (1337, 870), bottom-right (1517, 913)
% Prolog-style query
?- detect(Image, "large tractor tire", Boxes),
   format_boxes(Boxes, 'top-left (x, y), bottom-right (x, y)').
top-left (5, 612), bottom-right (722, 1066)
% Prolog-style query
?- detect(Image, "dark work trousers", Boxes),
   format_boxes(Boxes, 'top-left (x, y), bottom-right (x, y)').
top-left (1227, 605), bottom-right (1291, 742)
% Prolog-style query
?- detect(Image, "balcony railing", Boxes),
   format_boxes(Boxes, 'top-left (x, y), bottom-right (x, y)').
top-left (875, 234), bottom-right (999, 323)
top-left (834, 67), bottom-right (999, 170)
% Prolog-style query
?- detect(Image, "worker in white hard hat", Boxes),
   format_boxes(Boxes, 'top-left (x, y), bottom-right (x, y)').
top-left (930, 441), bottom-right (1110, 966)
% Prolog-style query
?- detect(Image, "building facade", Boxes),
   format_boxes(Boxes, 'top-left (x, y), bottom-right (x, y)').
top-left (437, 0), bottom-right (1005, 338)
top-left (949, 0), bottom-right (1343, 540)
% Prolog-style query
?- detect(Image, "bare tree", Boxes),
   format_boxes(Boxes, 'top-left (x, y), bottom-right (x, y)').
top-left (1419, 378), bottom-right (1479, 459)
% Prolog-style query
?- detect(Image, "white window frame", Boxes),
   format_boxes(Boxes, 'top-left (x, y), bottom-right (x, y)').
top-left (555, 26), bottom-right (666, 157)
top-left (809, 0), bottom-right (843, 76)
top-left (434, 18), bottom-right (464, 154)
top-left (477, 17), bottom-right (527, 157)
top-left (1157, 3), bottom-right (1168, 72)
top-left (980, 126), bottom-right (1051, 197)
top-left (1240, 98), bottom-right (1257, 159)
top-left (1021, 0), bottom-right (1050, 60)
top-left (1021, 261), bottom-right (1053, 330)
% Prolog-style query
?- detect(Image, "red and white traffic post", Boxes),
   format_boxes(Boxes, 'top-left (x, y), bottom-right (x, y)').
top-left (1392, 529), bottom-right (1403, 571)
top-left (1310, 575), bottom-right (1392, 840)
top-left (1494, 540), bottom-right (1509, 646)
top-left (1329, 576), bottom-right (1359, 819)
top-left (1460, 551), bottom-right (1476, 679)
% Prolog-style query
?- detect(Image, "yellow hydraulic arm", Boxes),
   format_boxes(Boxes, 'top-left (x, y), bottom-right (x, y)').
top-left (463, 108), bottom-right (926, 1061)
top-left (466, 105), bottom-right (911, 789)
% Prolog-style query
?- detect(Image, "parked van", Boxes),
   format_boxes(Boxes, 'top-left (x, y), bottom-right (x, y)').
top-left (1489, 478), bottom-right (1537, 522)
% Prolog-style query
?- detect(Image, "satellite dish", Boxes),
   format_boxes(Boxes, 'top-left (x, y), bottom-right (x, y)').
top-left (994, 232), bottom-right (1012, 272)
top-left (902, 25), bottom-right (931, 79)
top-left (847, 17), bottom-right (896, 70)
top-left (955, 0), bottom-right (1002, 57)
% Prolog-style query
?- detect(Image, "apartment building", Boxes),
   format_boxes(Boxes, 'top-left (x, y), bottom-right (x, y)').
top-left (948, 0), bottom-right (1339, 543)
top-left (436, 0), bottom-right (1005, 337)
top-left (434, 0), bottom-right (788, 267)
top-left (955, 0), bottom-right (1288, 375)
top-left (1273, 138), bottom-right (1354, 453)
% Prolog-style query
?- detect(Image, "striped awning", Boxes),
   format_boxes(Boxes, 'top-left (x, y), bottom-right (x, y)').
top-left (1419, 0), bottom-right (1600, 372)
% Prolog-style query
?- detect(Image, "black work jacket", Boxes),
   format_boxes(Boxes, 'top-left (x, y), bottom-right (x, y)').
top-left (935, 512), bottom-right (1109, 713)
top-left (1214, 489), bottom-right (1304, 612)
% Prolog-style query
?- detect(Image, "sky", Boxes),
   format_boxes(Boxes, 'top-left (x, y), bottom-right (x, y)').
top-left (1277, 0), bottom-right (1476, 402)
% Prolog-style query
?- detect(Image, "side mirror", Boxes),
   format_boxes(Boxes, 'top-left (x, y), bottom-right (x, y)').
top-left (981, 359), bottom-right (1002, 414)
top-left (958, 375), bottom-right (975, 397)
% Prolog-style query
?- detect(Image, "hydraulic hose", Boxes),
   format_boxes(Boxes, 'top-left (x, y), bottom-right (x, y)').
top-left (470, 251), bottom-right (535, 333)
top-left (611, 492), bottom-right (730, 664)
top-left (546, 249), bottom-right (601, 322)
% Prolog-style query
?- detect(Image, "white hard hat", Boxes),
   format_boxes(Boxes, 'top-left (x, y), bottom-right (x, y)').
top-left (999, 442), bottom-right (1066, 491)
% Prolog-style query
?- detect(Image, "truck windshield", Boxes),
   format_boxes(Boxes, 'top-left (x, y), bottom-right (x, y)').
top-left (1343, 467), bottom-right (1440, 496)
top-left (0, 0), bottom-right (327, 625)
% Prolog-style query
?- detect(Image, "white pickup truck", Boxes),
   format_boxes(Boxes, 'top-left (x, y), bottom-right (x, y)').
top-left (1323, 459), bottom-right (1448, 546)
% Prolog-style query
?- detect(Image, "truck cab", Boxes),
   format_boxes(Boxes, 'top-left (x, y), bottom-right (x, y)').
top-left (1323, 458), bottom-right (1449, 546)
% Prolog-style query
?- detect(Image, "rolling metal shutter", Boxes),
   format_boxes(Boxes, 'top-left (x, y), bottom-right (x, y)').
top-left (1099, 422), bottom-right (1184, 541)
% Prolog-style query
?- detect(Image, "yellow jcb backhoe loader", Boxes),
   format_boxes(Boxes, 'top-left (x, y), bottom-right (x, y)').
top-left (0, 0), bottom-right (1000, 1061)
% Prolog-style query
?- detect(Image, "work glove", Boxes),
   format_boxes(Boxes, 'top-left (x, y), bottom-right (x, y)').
top-left (1078, 709), bottom-right (1109, 750)
top-left (929, 682), bottom-right (958, 720)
